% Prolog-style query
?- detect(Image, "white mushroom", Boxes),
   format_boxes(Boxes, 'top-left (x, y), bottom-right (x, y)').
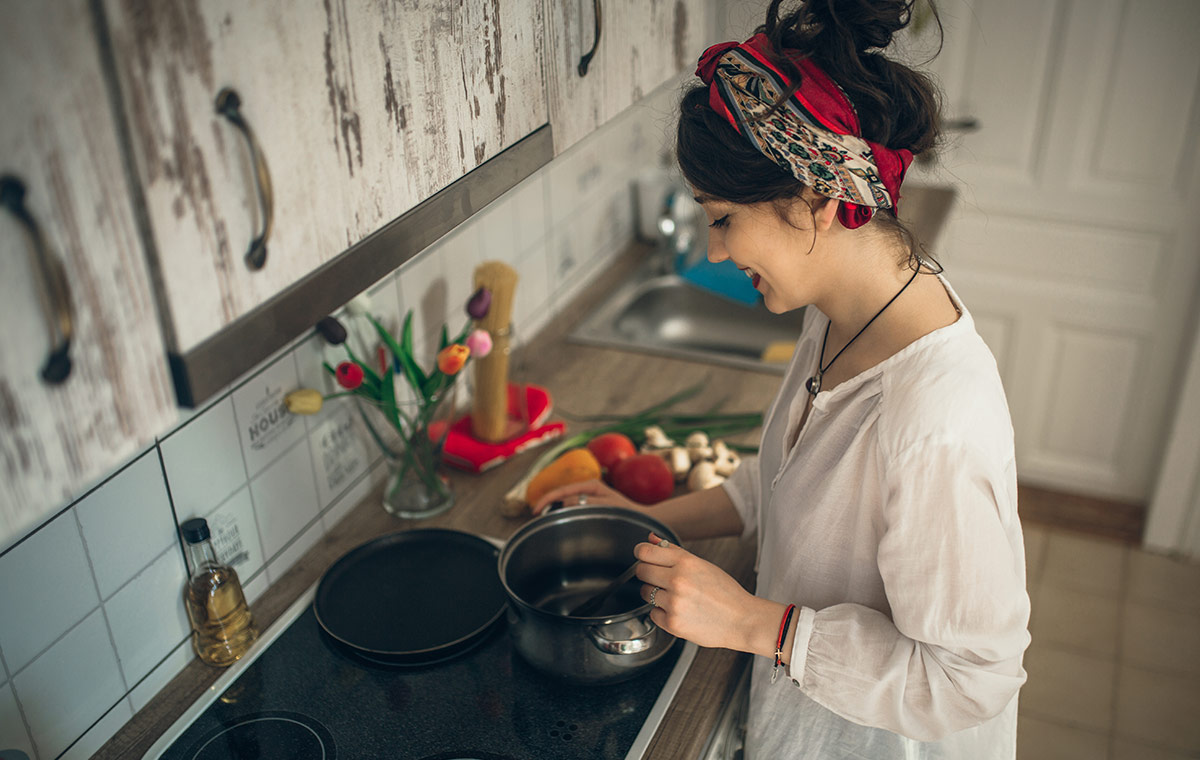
top-left (685, 431), bottom-right (713, 462)
top-left (642, 425), bottom-right (675, 451)
top-left (668, 447), bottom-right (692, 481)
top-left (712, 440), bottom-right (742, 477)
top-left (687, 460), bottom-right (725, 491)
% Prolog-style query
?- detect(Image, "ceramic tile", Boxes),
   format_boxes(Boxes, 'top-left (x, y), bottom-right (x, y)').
top-left (1023, 523), bottom-right (1049, 585)
top-left (367, 273), bottom-right (404, 338)
top-left (1127, 549), bottom-right (1200, 613)
top-left (128, 639), bottom-right (193, 713)
top-left (308, 404), bottom-right (372, 514)
top-left (321, 462), bottom-right (381, 533)
top-left (1112, 738), bottom-right (1198, 760)
top-left (202, 486), bottom-right (264, 580)
top-left (1115, 665), bottom-right (1200, 751)
top-left (1019, 643), bottom-right (1115, 732)
top-left (511, 244), bottom-right (552, 340)
top-left (75, 450), bottom-right (175, 601)
top-left (58, 696), bottom-right (132, 760)
top-left (1041, 530), bottom-right (1126, 597)
top-left (0, 682), bottom-right (35, 759)
top-left (159, 396), bottom-right (248, 518)
top-left (242, 571), bottom-right (270, 606)
top-left (0, 511), bottom-right (99, 673)
top-left (231, 353), bottom-right (305, 479)
top-left (1121, 603), bottom-right (1200, 676)
top-left (103, 547), bottom-right (190, 687)
top-left (472, 200), bottom-right (518, 268)
top-left (265, 519), bottom-right (324, 587)
top-left (398, 247), bottom-right (447, 354)
top-left (249, 440), bottom-right (321, 561)
top-left (509, 169), bottom-right (548, 252)
top-left (12, 609), bottom-right (124, 760)
top-left (1014, 714), bottom-right (1108, 760)
top-left (1029, 585), bottom-right (1120, 657)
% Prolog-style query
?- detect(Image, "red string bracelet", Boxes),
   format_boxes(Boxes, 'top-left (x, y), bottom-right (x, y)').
top-left (772, 604), bottom-right (797, 684)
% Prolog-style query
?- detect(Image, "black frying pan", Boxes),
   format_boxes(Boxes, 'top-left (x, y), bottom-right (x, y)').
top-left (313, 528), bottom-right (506, 665)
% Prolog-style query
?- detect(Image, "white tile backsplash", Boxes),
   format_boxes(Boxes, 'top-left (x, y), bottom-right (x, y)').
top-left (103, 547), bottom-right (189, 687)
top-left (0, 512), bottom-right (99, 673)
top-left (309, 404), bottom-right (372, 513)
top-left (0, 682), bottom-right (34, 758)
top-left (204, 486), bottom-right (264, 580)
top-left (159, 396), bottom-right (247, 517)
top-left (58, 695), bottom-right (133, 760)
top-left (248, 440), bottom-right (321, 561)
top-left (76, 451), bottom-right (175, 601)
top-left (231, 355), bottom-right (305, 479)
top-left (0, 88), bottom-right (667, 758)
top-left (12, 609), bottom-right (124, 759)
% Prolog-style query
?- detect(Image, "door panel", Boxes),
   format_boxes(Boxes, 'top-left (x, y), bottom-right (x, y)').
top-left (913, 0), bottom-right (1200, 501)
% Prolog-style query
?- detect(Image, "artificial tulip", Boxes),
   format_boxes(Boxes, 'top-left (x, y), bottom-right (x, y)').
top-left (284, 388), bottom-right (324, 415)
top-left (436, 344), bottom-right (470, 375)
top-left (467, 287), bottom-right (492, 320)
top-left (335, 361), bottom-right (364, 390)
top-left (465, 329), bottom-right (493, 358)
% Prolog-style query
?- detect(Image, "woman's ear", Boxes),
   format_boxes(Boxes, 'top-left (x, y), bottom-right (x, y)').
top-left (813, 197), bottom-right (840, 232)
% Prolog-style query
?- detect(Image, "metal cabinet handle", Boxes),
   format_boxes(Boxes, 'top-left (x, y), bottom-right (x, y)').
top-left (0, 175), bottom-right (73, 384)
top-left (578, 0), bottom-right (602, 76)
top-left (215, 88), bottom-right (274, 270)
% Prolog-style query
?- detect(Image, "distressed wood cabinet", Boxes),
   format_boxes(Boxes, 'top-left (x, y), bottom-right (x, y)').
top-left (0, 1), bottom-right (177, 550)
top-left (545, 0), bottom-right (715, 154)
top-left (100, 0), bottom-right (549, 359)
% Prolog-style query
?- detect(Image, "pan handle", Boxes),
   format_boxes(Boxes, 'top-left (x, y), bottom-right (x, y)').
top-left (588, 617), bottom-right (657, 655)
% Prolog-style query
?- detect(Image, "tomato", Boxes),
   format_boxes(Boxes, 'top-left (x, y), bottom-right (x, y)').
top-left (609, 453), bottom-right (675, 504)
top-left (586, 432), bottom-right (637, 472)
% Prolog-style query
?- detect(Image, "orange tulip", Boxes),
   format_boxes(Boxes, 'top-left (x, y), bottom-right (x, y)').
top-left (436, 344), bottom-right (470, 375)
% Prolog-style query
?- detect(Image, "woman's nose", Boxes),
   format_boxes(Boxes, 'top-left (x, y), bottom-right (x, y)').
top-left (706, 236), bottom-right (729, 263)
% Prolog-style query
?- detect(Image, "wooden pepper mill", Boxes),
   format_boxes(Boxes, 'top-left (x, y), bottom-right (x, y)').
top-left (471, 260), bottom-right (519, 442)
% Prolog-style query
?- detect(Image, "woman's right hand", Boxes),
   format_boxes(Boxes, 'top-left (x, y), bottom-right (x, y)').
top-left (530, 479), bottom-right (641, 515)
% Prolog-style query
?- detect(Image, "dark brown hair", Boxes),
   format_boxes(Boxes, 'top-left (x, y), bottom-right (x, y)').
top-left (676, 0), bottom-right (944, 265)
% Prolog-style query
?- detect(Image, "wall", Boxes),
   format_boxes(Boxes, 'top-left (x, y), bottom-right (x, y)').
top-left (0, 83), bottom-right (683, 760)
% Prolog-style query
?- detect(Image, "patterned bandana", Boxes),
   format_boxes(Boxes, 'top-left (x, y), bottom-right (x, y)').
top-left (696, 33), bottom-right (912, 229)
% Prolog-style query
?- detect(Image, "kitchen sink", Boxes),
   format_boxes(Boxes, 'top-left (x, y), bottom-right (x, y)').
top-left (569, 183), bottom-right (956, 374)
top-left (569, 266), bottom-right (806, 374)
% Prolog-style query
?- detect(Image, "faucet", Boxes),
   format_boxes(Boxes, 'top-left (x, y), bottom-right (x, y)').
top-left (653, 183), bottom-right (706, 276)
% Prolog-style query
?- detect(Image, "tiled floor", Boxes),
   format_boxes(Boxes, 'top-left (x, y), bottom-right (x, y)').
top-left (1018, 523), bottom-right (1200, 759)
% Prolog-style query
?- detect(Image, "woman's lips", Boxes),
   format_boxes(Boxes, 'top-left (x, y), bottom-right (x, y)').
top-left (739, 266), bottom-right (761, 289)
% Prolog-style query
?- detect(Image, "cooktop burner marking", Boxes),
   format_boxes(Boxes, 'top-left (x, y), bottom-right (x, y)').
top-left (188, 712), bottom-right (334, 760)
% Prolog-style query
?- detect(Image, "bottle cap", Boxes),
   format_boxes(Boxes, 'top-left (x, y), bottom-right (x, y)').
top-left (180, 518), bottom-right (211, 544)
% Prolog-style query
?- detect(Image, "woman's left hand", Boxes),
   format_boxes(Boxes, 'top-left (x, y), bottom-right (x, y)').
top-left (634, 532), bottom-right (781, 656)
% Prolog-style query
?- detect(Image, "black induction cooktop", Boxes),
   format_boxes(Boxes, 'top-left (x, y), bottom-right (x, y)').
top-left (151, 593), bottom-right (692, 760)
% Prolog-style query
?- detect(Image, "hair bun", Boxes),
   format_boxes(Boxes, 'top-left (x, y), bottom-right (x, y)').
top-left (807, 0), bottom-right (912, 52)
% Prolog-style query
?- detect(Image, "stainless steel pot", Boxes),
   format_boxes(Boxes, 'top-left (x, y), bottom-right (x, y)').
top-left (498, 506), bottom-right (681, 684)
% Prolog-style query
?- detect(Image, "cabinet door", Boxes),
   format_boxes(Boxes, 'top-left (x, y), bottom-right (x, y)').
top-left (101, 0), bottom-right (547, 357)
top-left (0, 1), bottom-right (176, 548)
top-left (545, 0), bottom-right (715, 154)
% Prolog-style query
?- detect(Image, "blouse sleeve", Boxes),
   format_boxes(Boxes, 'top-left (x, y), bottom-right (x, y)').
top-left (720, 454), bottom-right (761, 538)
top-left (788, 438), bottom-right (1030, 741)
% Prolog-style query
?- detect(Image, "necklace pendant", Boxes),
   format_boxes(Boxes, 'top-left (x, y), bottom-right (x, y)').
top-left (805, 374), bottom-right (821, 395)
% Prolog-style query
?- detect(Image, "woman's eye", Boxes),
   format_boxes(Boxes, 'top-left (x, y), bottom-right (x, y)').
top-left (708, 215), bottom-right (729, 229)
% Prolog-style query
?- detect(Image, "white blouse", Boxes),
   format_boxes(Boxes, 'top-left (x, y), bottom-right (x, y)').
top-left (722, 279), bottom-right (1030, 759)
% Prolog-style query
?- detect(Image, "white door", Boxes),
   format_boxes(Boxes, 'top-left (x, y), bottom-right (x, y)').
top-left (903, 0), bottom-right (1200, 503)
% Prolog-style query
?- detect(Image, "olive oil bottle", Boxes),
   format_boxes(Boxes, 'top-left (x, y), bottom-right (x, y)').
top-left (181, 518), bottom-right (257, 666)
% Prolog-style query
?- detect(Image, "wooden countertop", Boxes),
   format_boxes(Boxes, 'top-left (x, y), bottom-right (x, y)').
top-left (97, 243), bottom-right (784, 760)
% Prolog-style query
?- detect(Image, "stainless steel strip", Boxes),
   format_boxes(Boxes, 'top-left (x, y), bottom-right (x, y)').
top-left (169, 125), bottom-right (554, 407)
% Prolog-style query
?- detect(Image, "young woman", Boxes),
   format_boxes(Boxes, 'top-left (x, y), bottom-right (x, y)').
top-left (535, 1), bottom-right (1030, 756)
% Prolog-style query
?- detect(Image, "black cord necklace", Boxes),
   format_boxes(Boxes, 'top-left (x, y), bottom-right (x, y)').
top-left (805, 264), bottom-right (922, 396)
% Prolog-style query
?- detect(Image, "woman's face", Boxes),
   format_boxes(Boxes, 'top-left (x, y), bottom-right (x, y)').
top-left (694, 193), bottom-right (824, 314)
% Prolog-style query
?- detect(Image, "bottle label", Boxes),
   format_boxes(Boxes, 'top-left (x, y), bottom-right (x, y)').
top-left (210, 511), bottom-right (250, 568)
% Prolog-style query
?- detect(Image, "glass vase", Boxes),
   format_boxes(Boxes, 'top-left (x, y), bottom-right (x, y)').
top-left (357, 386), bottom-right (458, 519)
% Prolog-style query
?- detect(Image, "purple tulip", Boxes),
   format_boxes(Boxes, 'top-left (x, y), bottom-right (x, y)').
top-left (467, 287), bottom-right (492, 320)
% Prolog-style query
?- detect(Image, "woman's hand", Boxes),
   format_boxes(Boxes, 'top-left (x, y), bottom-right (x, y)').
top-left (530, 479), bottom-right (641, 515)
top-left (635, 532), bottom-right (783, 657)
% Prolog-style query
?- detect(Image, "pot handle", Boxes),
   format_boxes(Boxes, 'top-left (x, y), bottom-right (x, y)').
top-left (587, 618), bottom-right (657, 655)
